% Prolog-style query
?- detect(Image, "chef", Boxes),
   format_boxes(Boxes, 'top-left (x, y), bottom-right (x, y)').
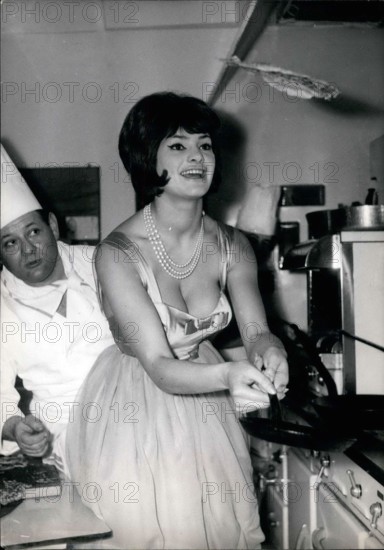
top-left (0, 144), bottom-right (114, 472)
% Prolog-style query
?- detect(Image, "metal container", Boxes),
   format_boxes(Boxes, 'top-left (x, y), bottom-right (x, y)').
top-left (306, 205), bottom-right (384, 238)
top-left (342, 205), bottom-right (384, 230)
top-left (306, 209), bottom-right (346, 239)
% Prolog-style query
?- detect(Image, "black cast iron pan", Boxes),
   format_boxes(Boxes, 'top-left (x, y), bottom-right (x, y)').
top-left (240, 393), bottom-right (357, 451)
top-left (312, 395), bottom-right (384, 430)
top-left (288, 323), bottom-right (384, 430)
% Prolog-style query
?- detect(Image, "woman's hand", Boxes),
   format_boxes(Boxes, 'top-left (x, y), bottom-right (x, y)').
top-left (253, 347), bottom-right (289, 400)
top-left (226, 360), bottom-right (278, 415)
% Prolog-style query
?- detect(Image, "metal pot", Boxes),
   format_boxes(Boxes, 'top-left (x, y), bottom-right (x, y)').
top-left (306, 209), bottom-right (346, 239)
top-left (306, 205), bottom-right (384, 238)
top-left (342, 205), bottom-right (384, 230)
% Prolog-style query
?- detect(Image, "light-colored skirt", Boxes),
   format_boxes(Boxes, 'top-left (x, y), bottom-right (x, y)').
top-left (66, 342), bottom-right (264, 549)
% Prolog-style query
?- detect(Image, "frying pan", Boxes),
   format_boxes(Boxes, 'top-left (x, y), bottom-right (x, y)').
top-left (240, 393), bottom-right (357, 451)
top-left (288, 323), bottom-right (384, 430)
top-left (312, 395), bottom-right (384, 430)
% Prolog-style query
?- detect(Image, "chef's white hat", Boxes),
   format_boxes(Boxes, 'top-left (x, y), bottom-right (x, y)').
top-left (1, 143), bottom-right (42, 230)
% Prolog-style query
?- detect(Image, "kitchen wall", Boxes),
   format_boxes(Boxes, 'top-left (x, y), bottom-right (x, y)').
top-left (2, 4), bottom-right (384, 329)
top-left (1, 0), bottom-right (247, 235)
top-left (208, 22), bottom-right (384, 328)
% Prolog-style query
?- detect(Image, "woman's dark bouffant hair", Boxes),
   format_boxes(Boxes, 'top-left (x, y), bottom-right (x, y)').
top-left (118, 92), bottom-right (222, 205)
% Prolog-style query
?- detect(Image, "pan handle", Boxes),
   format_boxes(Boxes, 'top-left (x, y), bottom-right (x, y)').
top-left (340, 330), bottom-right (384, 353)
top-left (269, 392), bottom-right (283, 423)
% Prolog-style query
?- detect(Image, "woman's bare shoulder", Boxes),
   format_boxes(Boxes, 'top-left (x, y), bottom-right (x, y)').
top-left (95, 211), bottom-right (148, 271)
top-left (102, 210), bottom-right (147, 246)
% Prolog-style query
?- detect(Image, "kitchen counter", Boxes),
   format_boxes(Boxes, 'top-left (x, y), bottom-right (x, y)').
top-left (1, 478), bottom-right (112, 549)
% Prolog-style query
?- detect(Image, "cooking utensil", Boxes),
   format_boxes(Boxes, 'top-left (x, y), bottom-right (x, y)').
top-left (240, 393), bottom-right (357, 451)
top-left (306, 205), bottom-right (384, 239)
top-left (306, 209), bottom-right (346, 239)
top-left (312, 395), bottom-right (384, 430)
top-left (341, 329), bottom-right (384, 353)
top-left (342, 205), bottom-right (384, 230)
top-left (284, 323), bottom-right (384, 430)
top-left (306, 204), bottom-right (384, 239)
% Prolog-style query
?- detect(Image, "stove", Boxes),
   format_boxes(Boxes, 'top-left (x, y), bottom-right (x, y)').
top-left (254, 230), bottom-right (384, 547)
top-left (252, 407), bottom-right (384, 549)
top-left (292, 444), bottom-right (384, 549)
top-left (281, 231), bottom-right (384, 395)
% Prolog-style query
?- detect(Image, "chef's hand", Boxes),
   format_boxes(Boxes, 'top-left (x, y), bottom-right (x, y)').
top-left (253, 347), bottom-right (289, 400)
top-left (13, 415), bottom-right (51, 457)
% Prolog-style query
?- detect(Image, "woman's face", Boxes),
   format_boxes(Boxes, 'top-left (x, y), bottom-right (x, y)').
top-left (156, 129), bottom-right (215, 199)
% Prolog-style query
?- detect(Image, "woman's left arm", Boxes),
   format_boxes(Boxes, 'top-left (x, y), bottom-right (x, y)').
top-left (226, 229), bottom-right (289, 398)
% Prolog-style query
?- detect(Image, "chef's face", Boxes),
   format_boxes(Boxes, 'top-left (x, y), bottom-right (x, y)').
top-left (0, 211), bottom-right (64, 286)
top-left (156, 129), bottom-right (215, 199)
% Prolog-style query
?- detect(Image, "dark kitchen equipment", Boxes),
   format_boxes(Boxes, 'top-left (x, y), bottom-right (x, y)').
top-left (277, 221), bottom-right (300, 269)
top-left (312, 395), bottom-right (384, 430)
top-left (289, 324), bottom-right (339, 397)
top-left (286, 205), bottom-right (384, 269)
top-left (283, 322), bottom-right (384, 429)
top-left (306, 205), bottom-right (384, 239)
top-left (311, 329), bottom-right (384, 429)
top-left (281, 234), bottom-right (342, 270)
top-left (306, 208), bottom-right (346, 239)
top-left (240, 393), bottom-right (357, 451)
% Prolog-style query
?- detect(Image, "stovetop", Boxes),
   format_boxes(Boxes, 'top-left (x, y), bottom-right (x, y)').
top-left (283, 395), bottom-right (384, 485)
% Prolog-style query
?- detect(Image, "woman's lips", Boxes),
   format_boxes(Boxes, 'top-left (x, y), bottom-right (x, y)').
top-left (180, 168), bottom-right (205, 179)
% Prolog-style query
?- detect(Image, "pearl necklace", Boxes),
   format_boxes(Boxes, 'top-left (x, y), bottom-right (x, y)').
top-left (143, 203), bottom-right (204, 279)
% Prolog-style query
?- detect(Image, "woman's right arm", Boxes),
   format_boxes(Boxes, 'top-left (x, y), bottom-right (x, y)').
top-left (95, 243), bottom-right (276, 408)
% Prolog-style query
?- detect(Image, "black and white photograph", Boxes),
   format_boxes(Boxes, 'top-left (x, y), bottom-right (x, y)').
top-left (1, 1), bottom-right (384, 548)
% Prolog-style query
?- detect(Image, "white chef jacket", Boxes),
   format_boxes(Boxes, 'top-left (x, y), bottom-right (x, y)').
top-left (0, 241), bottom-right (115, 465)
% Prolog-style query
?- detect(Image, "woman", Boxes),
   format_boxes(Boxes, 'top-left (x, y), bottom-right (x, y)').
top-left (67, 92), bottom-right (288, 549)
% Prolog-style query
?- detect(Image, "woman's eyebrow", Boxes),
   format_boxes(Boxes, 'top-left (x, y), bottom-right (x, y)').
top-left (168, 133), bottom-right (211, 139)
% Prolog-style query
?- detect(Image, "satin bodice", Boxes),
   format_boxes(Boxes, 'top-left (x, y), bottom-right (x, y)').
top-left (98, 222), bottom-right (234, 360)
